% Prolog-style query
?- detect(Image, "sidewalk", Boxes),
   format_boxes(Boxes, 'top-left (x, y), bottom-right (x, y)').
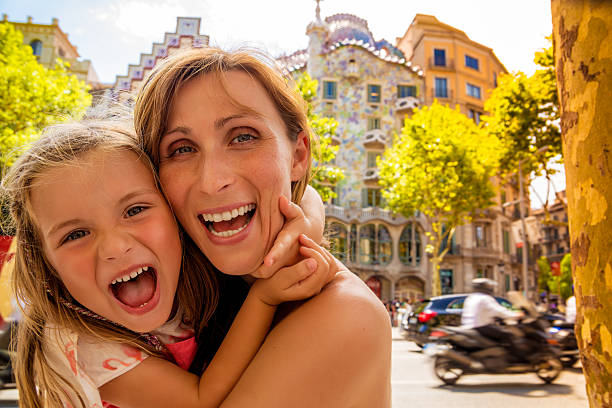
top-left (392, 326), bottom-right (404, 341)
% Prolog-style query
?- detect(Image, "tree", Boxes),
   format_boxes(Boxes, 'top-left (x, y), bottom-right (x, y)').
top-left (537, 256), bottom-right (552, 293)
top-left (295, 72), bottom-right (344, 202)
top-left (0, 22), bottom-right (91, 168)
top-left (378, 102), bottom-right (499, 296)
top-left (483, 38), bottom-right (562, 213)
top-left (538, 254), bottom-right (573, 301)
top-left (552, 2), bottom-right (612, 406)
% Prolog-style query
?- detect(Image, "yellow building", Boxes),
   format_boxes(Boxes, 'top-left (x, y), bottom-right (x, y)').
top-left (396, 14), bottom-right (507, 124)
top-left (4, 14), bottom-right (100, 85)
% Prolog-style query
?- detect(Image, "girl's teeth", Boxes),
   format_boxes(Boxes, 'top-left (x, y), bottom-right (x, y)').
top-left (111, 267), bottom-right (149, 285)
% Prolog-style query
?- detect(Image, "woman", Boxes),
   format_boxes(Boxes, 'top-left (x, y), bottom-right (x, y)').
top-left (134, 47), bottom-right (391, 407)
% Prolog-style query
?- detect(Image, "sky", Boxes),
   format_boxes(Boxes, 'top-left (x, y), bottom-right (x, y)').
top-left (1, 0), bottom-right (562, 207)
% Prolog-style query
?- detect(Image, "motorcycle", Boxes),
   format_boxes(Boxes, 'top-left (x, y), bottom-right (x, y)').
top-left (0, 320), bottom-right (16, 389)
top-left (549, 320), bottom-right (579, 368)
top-left (424, 293), bottom-right (563, 385)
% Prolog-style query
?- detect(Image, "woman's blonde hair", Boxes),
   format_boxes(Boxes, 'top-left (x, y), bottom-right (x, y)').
top-left (1, 118), bottom-right (218, 408)
top-left (134, 47), bottom-right (313, 203)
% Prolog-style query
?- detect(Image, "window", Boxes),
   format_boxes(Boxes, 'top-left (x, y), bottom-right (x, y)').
top-left (434, 48), bottom-right (446, 66)
top-left (468, 109), bottom-right (481, 124)
top-left (447, 298), bottom-right (464, 310)
top-left (377, 225), bottom-right (392, 265)
top-left (350, 224), bottom-right (357, 263)
top-left (323, 81), bottom-right (337, 100)
top-left (397, 85), bottom-right (417, 98)
top-left (465, 54), bottom-right (479, 70)
top-left (328, 222), bottom-right (348, 262)
top-left (493, 72), bottom-right (498, 87)
top-left (475, 224), bottom-right (488, 247)
top-left (29, 39), bottom-right (42, 56)
top-left (435, 77), bottom-right (448, 98)
top-left (58, 47), bottom-right (65, 58)
top-left (362, 188), bottom-right (382, 207)
top-left (359, 224), bottom-right (376, 264)
top-left (440, 269), bottom-right (454, 294)
top-left (367, 151), bottom-right (381, 168)
top-left (440, 224), bottom-right (457, 254)
top-left (503, 229), bottom-right (511, 254)
top-left (367, 84), bottom-right (381, 103)
top-left (399, 223), bottom-right (422, 265)
top-left (466, 83), bottom-right (481, 99)
top-left (367, 117), bottom-right (381, 130)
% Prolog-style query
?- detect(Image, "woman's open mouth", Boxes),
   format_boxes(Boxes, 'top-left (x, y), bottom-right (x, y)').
top-left (110, 266), bottom-right (158, 309)
top-left (198, 203), bottom-right (256, 238)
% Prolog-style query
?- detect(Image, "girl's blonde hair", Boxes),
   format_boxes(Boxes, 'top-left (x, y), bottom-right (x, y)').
top-left (1, 118), bottom-right (218, 408)
top-left (134, 47), bottom-right (313, 204)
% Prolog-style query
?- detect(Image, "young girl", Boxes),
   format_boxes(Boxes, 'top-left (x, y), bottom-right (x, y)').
top-left (2, 118), bottom-right (334, 408)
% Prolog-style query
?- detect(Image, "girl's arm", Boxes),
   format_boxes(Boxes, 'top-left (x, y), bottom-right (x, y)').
top-left (99, 236), bottom-right (333, 408)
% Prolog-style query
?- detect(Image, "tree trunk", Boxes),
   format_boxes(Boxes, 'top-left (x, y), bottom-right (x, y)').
top-left (552, 2), bottom-right (612, 406)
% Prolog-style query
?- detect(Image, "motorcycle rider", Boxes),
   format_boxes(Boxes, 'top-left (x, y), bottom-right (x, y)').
top-left (462, 278), bottom-right (525, 354)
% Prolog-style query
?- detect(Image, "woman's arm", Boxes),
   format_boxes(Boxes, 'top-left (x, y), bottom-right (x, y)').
top-left (220, 260), bottom-right (392, 408)
top-left (100, 239), bottom-right (332, 408)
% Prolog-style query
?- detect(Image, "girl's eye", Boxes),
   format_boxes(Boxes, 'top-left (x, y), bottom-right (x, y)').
top-left (64, 230), bottom-right (89, 243)
top-left (126, 206), bottom-right (147, 217)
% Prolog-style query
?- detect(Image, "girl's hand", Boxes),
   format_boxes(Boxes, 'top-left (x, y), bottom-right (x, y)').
top-left (252, 234), bottom-right (337, 306)
top-left (254, 190), bottom-right (324, 279)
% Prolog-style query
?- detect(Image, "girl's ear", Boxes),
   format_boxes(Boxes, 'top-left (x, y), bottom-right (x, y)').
top-left (290, 131), bottom-right (310, 182)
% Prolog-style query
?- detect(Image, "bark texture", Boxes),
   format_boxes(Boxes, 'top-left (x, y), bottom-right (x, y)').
top-left (551, 1), bottom-right (612, 406)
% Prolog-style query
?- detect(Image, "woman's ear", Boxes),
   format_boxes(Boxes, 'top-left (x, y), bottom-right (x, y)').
top-left (290, 131), bottom-right (310, 181)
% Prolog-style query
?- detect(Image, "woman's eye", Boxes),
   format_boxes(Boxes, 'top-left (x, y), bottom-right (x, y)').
top-left (231, 133), bottom-right (255, 144)
top-left (64, 230), bottom-right (89, 243)
top-left (171, 145), bottom-right (194, 156)
top-left (126, 206), bottom-right (147, 217)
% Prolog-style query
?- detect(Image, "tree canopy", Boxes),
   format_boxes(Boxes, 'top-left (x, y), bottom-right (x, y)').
top-left (0, 22), bottom-right (91, 168)
top-left (482, 38), bottom-right (561, 206)
top-left (378, 102), bottom-right (499, 295)
top-left (295, 72), bottom-right (344, 202)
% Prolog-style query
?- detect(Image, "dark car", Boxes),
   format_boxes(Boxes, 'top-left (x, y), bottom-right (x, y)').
top-left (400, 293), bottom-right (513, 347)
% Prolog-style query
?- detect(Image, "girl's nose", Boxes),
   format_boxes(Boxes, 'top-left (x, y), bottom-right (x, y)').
top-left (98, 230), bottom-right (133, 261)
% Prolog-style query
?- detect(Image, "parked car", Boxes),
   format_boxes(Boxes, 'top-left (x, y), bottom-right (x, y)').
top-left (400, 293), bottom-right (514, 347)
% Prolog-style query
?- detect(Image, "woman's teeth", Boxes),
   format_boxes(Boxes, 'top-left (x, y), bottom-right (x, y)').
top-left (111, 266), bottom-right (148, 285)
top-left (209, 223), bottom-right (249, 238)
top-left (201, 204), bottom-right (255, 222)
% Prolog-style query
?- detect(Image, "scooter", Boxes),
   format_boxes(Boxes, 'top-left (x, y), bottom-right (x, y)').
top-left (549, 320), bottom-right (579, 368)
top-left (424, 293), bottom-right (563, 385)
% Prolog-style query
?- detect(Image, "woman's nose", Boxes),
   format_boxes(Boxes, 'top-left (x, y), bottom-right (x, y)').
top-left (196, 154), bottom-right (234, 195)
top-left (98, 230), bottom-right (133, 261)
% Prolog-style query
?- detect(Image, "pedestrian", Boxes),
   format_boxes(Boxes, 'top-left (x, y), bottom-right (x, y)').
top-left (3, 119), bottom-right (333, 407)
top-left (134, 46), bottom-right (392, 406)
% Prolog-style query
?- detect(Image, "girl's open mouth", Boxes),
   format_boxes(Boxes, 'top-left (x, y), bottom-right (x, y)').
top-left (110, 266), bottom-right (157, 309)
top-left (198, 203), bottom-right (256, 238)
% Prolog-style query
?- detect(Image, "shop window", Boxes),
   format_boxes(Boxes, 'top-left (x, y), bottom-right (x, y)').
top-left (328, 222), bottom-right (348, 262)
top-left (440, 269), bottom-right (454, 294)
top-left (359, 224), bottom-right (376, 264)
top-left (377, 225), bottom-right (392, 265)
top-left (399, 223), bottom-right (422, 265)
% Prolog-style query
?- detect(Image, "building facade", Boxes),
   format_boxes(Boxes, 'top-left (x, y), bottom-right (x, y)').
top-left (5, 14), bottom-right (100, 85)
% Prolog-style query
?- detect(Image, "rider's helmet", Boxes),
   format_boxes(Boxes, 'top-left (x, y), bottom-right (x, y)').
top-left (472, 278), bottom-right (497, 295)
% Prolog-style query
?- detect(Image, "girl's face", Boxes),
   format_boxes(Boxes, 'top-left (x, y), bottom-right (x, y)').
top-left (159, 71), bottom-right (309, 276)
top-left (30, 150), bottom-right (182, 333)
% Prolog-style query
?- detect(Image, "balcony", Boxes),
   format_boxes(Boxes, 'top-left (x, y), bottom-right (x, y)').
top-left (395, 96), bottom-right (420, 112)
top-left (324, 204), bottom-right (407, 225)
top-left (322, 132), bottom-right (341, 146)
top-left (428, 58), bottom-right (455, 71)
top-left (363, 130), bottom-right (387, 148)
top-left (363, 167), bottom-right (379, 182)
top-left (429, 88), bottom-right (454, 102)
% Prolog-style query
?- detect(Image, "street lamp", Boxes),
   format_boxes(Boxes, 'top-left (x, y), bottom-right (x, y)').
top-left (517, 146), bottom-right (550, 300)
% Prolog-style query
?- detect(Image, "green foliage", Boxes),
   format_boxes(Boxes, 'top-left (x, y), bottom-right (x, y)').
top-left (537, 253), bottom-right (573, 301)
top-left (0, 22), bottom-right (91, 168)
top-left (482, 37), bottom-right (561, 184)
top-left (296, 72), bottom-right (345, 202)
top-left (378, 101), bottom-right (499, 295)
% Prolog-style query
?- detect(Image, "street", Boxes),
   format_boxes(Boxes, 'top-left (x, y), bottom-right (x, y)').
top-left (392, 327), bottom-right (588, 408)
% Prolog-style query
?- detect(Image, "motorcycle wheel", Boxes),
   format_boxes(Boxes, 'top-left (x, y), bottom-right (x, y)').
top-left (560, 355), bottom-right (579, 368)
top-left (535, 356), bottom-right (563, 383)
top-left (434, 356), bottom-right (463, 385)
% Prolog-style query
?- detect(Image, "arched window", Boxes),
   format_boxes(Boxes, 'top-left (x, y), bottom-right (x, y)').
top-left (359, 224), bottom-right (376, 264)
top-left (399, 223), bottom-right (422, 266)
top-left (29, 39), bottom-right (42, 56)
top-left (377, 225), bottom-right (392, 265)
top-left (328, 222), bottom-right (348, 262)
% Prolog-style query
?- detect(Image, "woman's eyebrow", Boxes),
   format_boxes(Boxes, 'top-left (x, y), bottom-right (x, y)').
top-left (164, 125), bottom-right (191, 137)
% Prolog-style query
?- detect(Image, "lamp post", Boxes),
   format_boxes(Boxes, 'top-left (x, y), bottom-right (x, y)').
top-left (517, 146), bottom-right (550, 300)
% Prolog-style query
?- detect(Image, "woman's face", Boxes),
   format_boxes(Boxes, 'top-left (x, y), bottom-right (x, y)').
top-left (159, 71), bottom-right (309, 276)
